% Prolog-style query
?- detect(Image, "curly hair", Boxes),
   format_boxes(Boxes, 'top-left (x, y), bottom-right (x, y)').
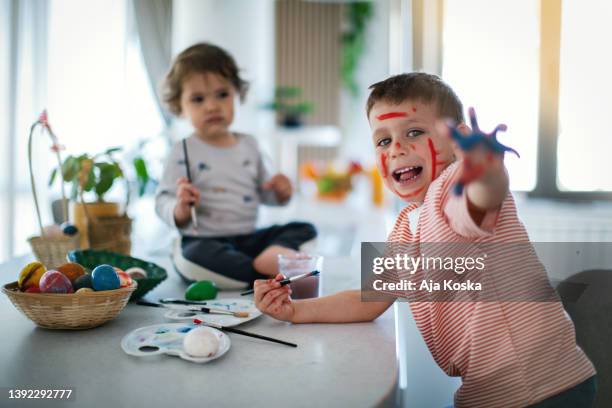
top-left (161, 43), bottom-right (249, 115)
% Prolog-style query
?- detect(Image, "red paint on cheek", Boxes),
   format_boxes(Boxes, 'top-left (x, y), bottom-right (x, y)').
top-left (377, 112), bottom-right (408, 121)
top-left (380, 153), bottom-right (388, 178)
top-left (427, 138), bottom-right (438, 181)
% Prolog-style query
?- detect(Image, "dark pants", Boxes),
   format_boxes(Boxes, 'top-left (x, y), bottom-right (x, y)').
top-left (179, 222), bottom-right (317, 285)
top-left (527, 376), bottom-right (597, 408)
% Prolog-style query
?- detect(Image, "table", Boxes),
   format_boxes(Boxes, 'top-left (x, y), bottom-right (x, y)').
top-left (1, 253), bottom-right (398, 408)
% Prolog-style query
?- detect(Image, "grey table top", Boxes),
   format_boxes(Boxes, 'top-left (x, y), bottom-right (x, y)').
top-left (1, 254), bottom-right (397, 408)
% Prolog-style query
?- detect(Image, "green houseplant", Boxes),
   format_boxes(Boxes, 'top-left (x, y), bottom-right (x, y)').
top-left (49, 147), bottom-right (153, 253)
top-left (263, 86), bottom-right (314, 127)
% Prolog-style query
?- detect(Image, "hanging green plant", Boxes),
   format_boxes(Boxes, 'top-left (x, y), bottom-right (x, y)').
top-left (341, 2), bottom-right (374, 96)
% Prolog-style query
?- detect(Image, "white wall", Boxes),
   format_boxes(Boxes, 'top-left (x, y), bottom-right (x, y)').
top-left (171, 0), bottom-right (276, 152)
top-left (339, 0), bottom-right (391, 167)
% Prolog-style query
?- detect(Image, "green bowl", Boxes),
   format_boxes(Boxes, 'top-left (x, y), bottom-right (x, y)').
top-left (67, 249), bottom-right (167, 301)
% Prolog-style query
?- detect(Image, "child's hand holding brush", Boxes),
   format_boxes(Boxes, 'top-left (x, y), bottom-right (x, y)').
top-left (173, 176), bottom-right (200, 227)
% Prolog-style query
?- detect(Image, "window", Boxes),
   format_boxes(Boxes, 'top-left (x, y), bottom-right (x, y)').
top-left (557, 0), bottom-right (612, 191)
top-left (3, 0), bottom-right (164, 262)
top-left (442, 0), bottom-right (540, 192)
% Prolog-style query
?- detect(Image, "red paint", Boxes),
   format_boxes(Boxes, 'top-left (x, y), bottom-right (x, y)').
top-left (460, 158), bottom-right (485, 185)
top-left (395, 142), bottom-right (401, 149)
top-left (427, 138), bottom-right (438, 181)
top-left (487, 153), bottom-right (494, 163)
top-left (409, 144), bottom-right (416, 151)
top-left (412, 107), bottom-right (417, 112)
top-left (380, 152), bottom-right (388, 178)
top-left (194, 319), bottom-right (203, 324)
top-left (376, 112), bottom-right (407, 121)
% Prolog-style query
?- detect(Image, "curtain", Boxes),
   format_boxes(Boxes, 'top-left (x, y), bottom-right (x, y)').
top-left (130, 0), bottom-right (173, 127)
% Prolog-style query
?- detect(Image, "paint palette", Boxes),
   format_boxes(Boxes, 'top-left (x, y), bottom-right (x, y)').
top-left (121, 323), bottom-right (230, 364)
top-left (163, 298), bottom-right (261, 327)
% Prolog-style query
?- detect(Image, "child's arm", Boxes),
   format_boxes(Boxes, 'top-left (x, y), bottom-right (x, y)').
top-left (254, 274), bottom-right (393, 323)
top-left (446, 108), bottom-right (515, 226)
top-left (464, 151), bottom-right (509, 225)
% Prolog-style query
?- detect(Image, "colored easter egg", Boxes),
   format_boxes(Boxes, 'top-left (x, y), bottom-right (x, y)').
top-left (25, 285), bottom-right (41, 293)
top-left (76, 287), bottom-right (94, 295)
top-left (91, 264), bottom-right (120, 291)
top-left (185, 280), bottom-right (218, 301)
top-left (39, 270), bottom-right (74, 294)
top-left (56, 263), bottom-right (86, 283)
top-left (73, 274), bottom-right (93, 291)
top-left (125, 267), bottom-right (147, 279)
top-left (60, 222), bottom-right (78, 236)
top-left (183, 327), bottom-right (220, 357)
top-left (114, 269), bottom-right (133, 288)
top-left (18, 261), bottom-right (47, 291)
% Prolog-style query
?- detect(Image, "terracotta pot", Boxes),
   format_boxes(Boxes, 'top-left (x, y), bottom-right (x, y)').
top-left (71, 202), bottom-right (120, 248)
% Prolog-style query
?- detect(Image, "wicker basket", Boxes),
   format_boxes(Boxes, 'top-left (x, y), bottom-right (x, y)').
top-left (2, 281), bottom-right (136, 330)
top-left (67, 249), bottom-right (167, 301)
top-left (28, 235), bottom-right (80, 269)
top-left (87, 214), bottom-right (132, 255)
top-left (26, 111), bottom-right (80, 267)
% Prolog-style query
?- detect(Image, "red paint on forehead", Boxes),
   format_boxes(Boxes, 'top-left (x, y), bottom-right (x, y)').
top-left (376, 112), bottom-right (408, 121)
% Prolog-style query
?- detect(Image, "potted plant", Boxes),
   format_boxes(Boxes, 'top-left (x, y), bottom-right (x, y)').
top-left (49, 147), bottom-right (153, 253)
top-left (263, 86), bottom-right (314, 127)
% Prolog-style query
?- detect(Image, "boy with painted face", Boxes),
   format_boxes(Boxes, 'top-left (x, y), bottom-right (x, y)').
top-left (254, 73), bottom-right (596, 407)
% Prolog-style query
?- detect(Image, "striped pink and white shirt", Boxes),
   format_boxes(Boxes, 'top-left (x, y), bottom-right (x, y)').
top-left (387, 161), bottom-right (595, 408)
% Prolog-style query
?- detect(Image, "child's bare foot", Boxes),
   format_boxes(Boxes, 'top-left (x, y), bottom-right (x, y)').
top-left (253, 245), bottom-right (296, 277)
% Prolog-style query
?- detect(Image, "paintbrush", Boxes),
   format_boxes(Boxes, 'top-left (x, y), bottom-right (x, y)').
top-left (159, 298), bottom-right (211, 306)
top-left (182, 138), bottom-right (198, 227)
top-left (136, 300), bottom-right (250, 318)
top-left (193, 319), bottom-right (297, 348)
top-left (240, 270), bottom-right (320, 296)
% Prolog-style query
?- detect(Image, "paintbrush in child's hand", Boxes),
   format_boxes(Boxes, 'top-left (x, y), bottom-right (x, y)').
top-left (193, 319), bottom-right (297, 348)
top-left (240, 270), bottom-right (320, 296)
top-left (182, 138), bottom-right (198, 227)
top-left (136, 300), bottom-right (249, 318)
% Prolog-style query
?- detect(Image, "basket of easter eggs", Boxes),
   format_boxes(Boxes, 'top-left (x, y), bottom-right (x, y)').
top-left (2, 260), bottom-right (137, 330)
top-left (67, 249), bottom-right (167, 301)
top-left (27, 111), bottom-right (80, 269)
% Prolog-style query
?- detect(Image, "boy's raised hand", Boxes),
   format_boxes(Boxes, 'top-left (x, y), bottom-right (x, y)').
top-left (173, 176), bottom-right (201, 225)
top-left (254, 274), bottom-right (295, 322)
top-left (262, 173), bottom-right (293, 204)
top-left (439, 107), bottom-right (518, 196)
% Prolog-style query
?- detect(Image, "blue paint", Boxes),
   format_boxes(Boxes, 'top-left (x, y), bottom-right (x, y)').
top-left (448, 108), bottom-right (519, 195)
top-left (449, 108), bottom-right (519, 156)
top-left (177, 326), bottom-right (193, 333)
top-left (198, 162), bottom-right (209, 171)
top-left (155, 328), bottom-right (169, 334)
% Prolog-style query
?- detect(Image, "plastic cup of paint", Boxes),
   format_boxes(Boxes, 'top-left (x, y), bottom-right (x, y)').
top-left (277, 253), bottom-right (323, 299)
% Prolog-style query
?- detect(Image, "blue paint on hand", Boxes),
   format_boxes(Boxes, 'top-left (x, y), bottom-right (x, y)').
top-left (449, 107), bottom-right (519, 157)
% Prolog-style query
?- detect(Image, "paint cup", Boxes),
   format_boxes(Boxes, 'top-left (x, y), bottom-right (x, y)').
top-left (277, 253), bottom-right (323, 299)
